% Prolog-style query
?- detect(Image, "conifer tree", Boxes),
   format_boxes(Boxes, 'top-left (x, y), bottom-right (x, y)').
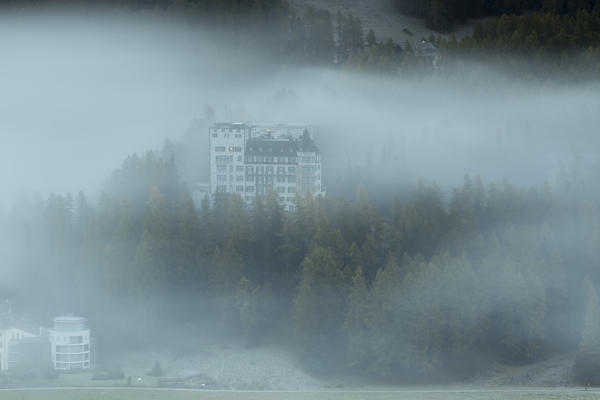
top-left (366, 28), bottom-right (377, 47)
top-left (293, 247), bottom-right (347, 371)
top-left (573, 277), bottom-right (600, 384)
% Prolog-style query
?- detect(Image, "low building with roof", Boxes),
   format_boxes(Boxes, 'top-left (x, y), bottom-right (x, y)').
top-left (0, 310), bottom-right (92, 372)
top-left (0, 310), bottom-right (43, 371)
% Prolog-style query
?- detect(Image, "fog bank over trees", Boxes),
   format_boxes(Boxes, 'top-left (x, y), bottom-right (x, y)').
top-left (1, 7), bottom-right (600, 385)
top-left (1, 12), bottom-right (599, 203)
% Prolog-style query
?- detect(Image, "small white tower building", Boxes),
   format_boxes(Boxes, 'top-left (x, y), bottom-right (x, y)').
top-left (49, 316), bottom-right (91, 370)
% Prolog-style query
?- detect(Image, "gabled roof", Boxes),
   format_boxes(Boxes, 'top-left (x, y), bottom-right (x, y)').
top-left (246, 139), bottom-right (300, 156)
top-left (245, 131), bottom-right (318, 156)
top-left (0, 312), bottom-right (39, 335)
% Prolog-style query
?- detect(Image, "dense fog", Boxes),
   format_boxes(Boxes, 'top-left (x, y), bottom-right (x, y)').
top-left (1, 6), bottom-right (600, 388)
top-left (1, 12), bottom-right (599, 202)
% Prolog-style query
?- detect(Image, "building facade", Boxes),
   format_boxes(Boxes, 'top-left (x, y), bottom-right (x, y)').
top-left (49, 316), bottom-right (91, 371)
top-left (0, 318), bottom-right (40, 371)
top-left (0, 311), bottom-right (93, 372)
top-left (207, 123), bottom-right (323, 211)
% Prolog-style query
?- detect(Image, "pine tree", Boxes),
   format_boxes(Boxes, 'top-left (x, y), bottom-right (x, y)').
top-left (366, 28), bottom-right (377, 47)
top-left (573, 277), bottom-right (600, 384)
top-left (293, 247), bottom-right (347, 371)
top-left (343, 266), bottom-right (373, 370)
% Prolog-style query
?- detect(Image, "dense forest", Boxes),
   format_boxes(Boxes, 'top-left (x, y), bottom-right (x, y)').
top-left (394, 0), bottom-right (600, 31)
top-left (347, 8), bottom-right (600, 78)
top-left (2, 0), bottom-right (600, 385)
top-left (433, 9), bottom-right (600, 78)
top-left (2, 146), bottom-right (600, 382)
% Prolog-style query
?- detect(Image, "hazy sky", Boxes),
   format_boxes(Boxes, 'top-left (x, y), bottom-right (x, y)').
top-left (1, 12), bottom-right (599, 207)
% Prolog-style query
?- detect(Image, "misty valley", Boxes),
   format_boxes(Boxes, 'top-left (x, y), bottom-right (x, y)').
top-left (1, 0), bottom-right (600, 399)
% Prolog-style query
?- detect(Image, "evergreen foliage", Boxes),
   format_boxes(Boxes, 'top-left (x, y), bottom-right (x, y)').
top-left (393, 0), bottom-right (600, 31)
top-left (5, 148), bottom-right (600, 382)
top-left (435, 9), bottom-right (600, 78)
top-left (573, 278), bottom-right (600, 384)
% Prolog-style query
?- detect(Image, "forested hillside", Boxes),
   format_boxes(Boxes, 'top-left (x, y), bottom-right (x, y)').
top-left (432, 9), bottom-right (600, 78)
top-left (2, 149), bottom-right (600, 382)
top-left (394, 0), bottom-right (600, 31)
top-left (2, 0), bottom-right (600, 385)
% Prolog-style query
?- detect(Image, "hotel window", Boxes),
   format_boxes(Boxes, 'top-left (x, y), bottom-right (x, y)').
top-left (288, 187), bottom-right (296, 193)
top-left (236, 166), bottom-right (244, 172)
top-left (215, 146), bottom-right (226, 152)
top-left (69, 336), bottom-right (83, 344)
top-left (216, 155), bottom-right (232, 164)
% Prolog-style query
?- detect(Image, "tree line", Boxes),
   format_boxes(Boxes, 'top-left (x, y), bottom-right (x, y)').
top-left (434, 8), bottom-right (600, 78)
top-left (393, 0), bottom-right (600, 31)
top-left (3, 148), bottom-right (600, 382)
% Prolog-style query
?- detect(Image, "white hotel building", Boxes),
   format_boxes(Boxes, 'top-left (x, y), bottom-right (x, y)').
top-left (208, 123), bottom-right (324, 211)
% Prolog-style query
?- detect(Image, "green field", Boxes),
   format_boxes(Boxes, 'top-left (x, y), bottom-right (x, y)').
top-left (0, 388), bottom-right (598, 400)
